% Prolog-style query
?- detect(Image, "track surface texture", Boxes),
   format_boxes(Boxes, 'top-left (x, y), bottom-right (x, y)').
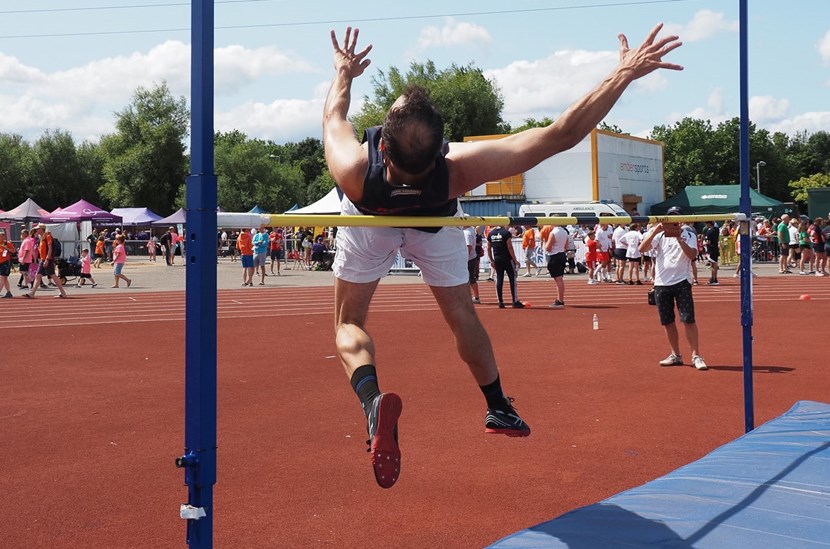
top-left (1, 274), bottom-right (828, 548)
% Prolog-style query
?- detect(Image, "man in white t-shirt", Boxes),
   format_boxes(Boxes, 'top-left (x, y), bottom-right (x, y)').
top-left (612, 224), bottom-right (628, 283)
top-left (595, 222), bottom-right (613, 282)
top-left (640, 206), bottom-right (707, 370)
top-left (544, 225), bottom-right (569, 308)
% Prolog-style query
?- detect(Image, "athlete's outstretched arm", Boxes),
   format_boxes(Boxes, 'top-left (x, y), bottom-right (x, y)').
top-left (447, 23), bottom-right (683, 197)
top-left (323, 27), bottom-right (372, 202)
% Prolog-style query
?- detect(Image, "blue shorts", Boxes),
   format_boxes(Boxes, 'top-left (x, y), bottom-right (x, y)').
top-left (241, 255), bottom-right (254, 268)
top-left (113, 262), bottom-right (125, 275)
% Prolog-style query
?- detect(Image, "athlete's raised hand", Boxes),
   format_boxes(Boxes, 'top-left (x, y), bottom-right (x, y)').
top-left (330, 27), bottom-right (372, 80)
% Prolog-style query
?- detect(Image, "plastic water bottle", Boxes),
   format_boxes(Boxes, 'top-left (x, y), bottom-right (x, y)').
top-left (592, 314), bottom-right (599, 330)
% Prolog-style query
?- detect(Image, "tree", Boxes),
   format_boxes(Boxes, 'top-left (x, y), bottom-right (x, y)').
top-left (650, 118), bottom-right (717, 196)
top-left (98, 82), bottom-right (189, 215)
top-left (29, 130), bottom-right (86, 211)
top-left (0, 133), bottom-right (33, 208)
top-left (351, 61), bottom-right (507, 142)
top-left (214, 132), bottom-right (305, 213)
top-left (509, 117), bottom-right (554, 133)
top-left (789, 173), bottom-right (830, 205)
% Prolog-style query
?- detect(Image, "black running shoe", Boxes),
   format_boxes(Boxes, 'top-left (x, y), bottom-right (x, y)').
top-left (365, 393), bottom-right (402, 489)
top-left (512, 301), bottom-right (525, 309)
top-left (484, 397), bottom-right (530, 437)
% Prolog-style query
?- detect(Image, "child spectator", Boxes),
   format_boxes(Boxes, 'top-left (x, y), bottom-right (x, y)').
top-left (584, 230), bottom-right (599, 285)
top-left (111, 235), bottom-right (133, 288)
top-left (93, 236), bottom-right (105, 268)
top-left (146, 236), bottom-right (157, 262)
top-left (77, 249), bottom-right (97, 288)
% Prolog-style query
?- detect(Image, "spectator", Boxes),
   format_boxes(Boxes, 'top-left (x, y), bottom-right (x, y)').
top-left (146, 235), bottom-right (158, 262)
top-left (236, 227), bottom-right (254, 286)
top-left (682, 221), bottom-right (699, 284)
top-left (787, 218), bottom-right (800, 271)
top-left (776, 214), bottom-right (791, 273)
top-left (521, 226), bottom-right (539, 277)
top-left (110, 235), bottom-right (133, 288)
top-left (641, 224), bottom-right (654, 282)
top-left (612, 223), bottom-right (628, 283)
top-left (252, 227), bottom-right (269, 284)
top-left (76, 248), bottom-right (98, 288)
top-left (810, 218), bottom-right (827, 276)
top-left (798, 219), bottom-right (813, 275)
top-left (544, 224), bottom-right (568, 307)
top-left (487, 224), bottom-right (524, 308)
top-left (0, 230), bottom-right (15, 298)
top-left (269, 228), bottom-right (284, 275)
top-left (595, 221), bottom-right (613, 282)
top-left (25, 225), bottom-right (67, 299)
top-left (463, 226), bottom-right (481, 304)
top-left (624, 223), bottom-right (643, 285)
top-left (93, 235), bottom-right (106, 268)
top-left (639, 207), bottom-right (707, 370)
top-left (703, 220), bottom-right (721, 285)
top-left (311, 235), bottom-right (332, 270)
top-left (584, 230), bottom-right (599, 285)
top-left (159, 227), bottom-right (174, 266)
top-left (16, 228), bottom-right (36, 289)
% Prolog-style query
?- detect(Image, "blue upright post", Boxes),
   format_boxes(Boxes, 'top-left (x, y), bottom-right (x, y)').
top-left (176, 1), bottom-right (217, 547)
top-left (738, 0), bottom-right (755, 433)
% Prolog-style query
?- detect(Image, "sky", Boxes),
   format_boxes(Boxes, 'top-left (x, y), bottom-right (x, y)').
top-left (1, 0), bottom-right (829, 147)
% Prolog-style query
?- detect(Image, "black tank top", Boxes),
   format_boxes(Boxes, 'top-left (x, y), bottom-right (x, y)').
top-left (354, 126), bottom-right (457, 233)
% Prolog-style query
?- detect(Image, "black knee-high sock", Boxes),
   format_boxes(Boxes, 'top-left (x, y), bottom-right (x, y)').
top-left (480, 376), bottom-right (507, 410)
top-left (350, 364), bottom-right (381, 416)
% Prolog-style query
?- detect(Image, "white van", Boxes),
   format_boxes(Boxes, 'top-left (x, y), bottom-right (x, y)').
top-left (518, 202), bottom-right (628, 218)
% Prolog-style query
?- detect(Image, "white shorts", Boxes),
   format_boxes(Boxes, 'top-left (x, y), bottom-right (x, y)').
top-left (332, 198), bottom-right (467, 287)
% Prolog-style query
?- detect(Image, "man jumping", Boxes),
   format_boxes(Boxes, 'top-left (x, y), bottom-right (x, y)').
top-left (323, 25), bottom-right (683, 488)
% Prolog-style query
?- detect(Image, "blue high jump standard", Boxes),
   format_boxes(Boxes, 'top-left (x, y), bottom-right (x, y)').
top-left (488, 401), bottom-right (830, 548)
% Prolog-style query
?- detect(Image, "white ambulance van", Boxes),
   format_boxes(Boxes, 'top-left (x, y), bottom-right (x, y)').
top-left (518, 202), bottom-right (628, 218)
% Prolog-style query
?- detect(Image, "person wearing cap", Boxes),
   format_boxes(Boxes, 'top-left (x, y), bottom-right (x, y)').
top-left (25, 224), bottom-right (68, 299)
top-left (639, 206), bottom-right (707, 370)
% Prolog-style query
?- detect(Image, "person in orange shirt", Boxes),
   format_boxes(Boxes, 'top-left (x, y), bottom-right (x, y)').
top-left (236, 228), bottom-right (254, 286)
top-left (93, 235), bottom-right (106, 268)
top-left (26, 224), bottom-right (67, 298)
top-left (520, 226), bottom-right (539, 277)
top-left (0, 230), bottom-right (16, 298)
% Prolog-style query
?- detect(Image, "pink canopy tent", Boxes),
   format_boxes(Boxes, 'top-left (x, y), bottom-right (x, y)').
top-left (41, 199), bottom-right (122, 224)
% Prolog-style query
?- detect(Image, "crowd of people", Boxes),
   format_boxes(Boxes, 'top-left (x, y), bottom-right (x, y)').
top-left (474, 211), bottom-right (830, 292)
top-left (0, 223), bottom-right (135, 298)
top-left (217, 226), bottom-right (335, 286)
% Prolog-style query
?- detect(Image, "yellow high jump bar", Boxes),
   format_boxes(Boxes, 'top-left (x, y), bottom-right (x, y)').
top-left (266, 213), bottom-right (746, 228)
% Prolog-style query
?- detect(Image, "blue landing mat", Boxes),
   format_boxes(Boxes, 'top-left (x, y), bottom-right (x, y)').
top-left (489, 400), bottom-right (830, 548)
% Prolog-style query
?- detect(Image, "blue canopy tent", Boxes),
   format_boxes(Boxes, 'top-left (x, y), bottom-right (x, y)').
top-left (111, 207), bottom-right (163, 226)
top-left (247, 204), bottom-right (266, 214)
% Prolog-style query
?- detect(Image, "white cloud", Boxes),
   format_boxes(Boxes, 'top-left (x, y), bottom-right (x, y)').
top-left (669, 89), bottom-right (729, 126)
top-left (769, 111), bottom-right (830, 136)
top-left (663, 10), bottom-right (738, 43)
top-left (0, 42), bottom-right (314, 143)
top-left (417, 18), bottom-right (492, 50)
top-left (819, 30), bottom-right (830, 63)
top-left (749, 95), bottom-right (790, 122)
top-left (485, 49), bottom-right (617, 124)
top-left (216, 98), bottom-right (324, 143)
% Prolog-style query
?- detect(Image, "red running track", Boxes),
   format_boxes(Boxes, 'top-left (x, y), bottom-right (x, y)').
top-left (1, 276), bottom-right (828, 548)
